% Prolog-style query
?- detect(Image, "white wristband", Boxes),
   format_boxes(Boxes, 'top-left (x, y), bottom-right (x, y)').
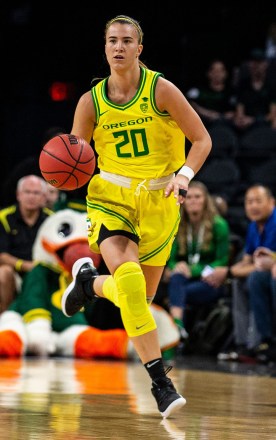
top-left (178, 165), bottom-right (195, 182)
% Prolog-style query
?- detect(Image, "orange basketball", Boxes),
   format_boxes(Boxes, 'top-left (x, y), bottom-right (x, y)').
top-left (39, 134), bottom-right (96, 190)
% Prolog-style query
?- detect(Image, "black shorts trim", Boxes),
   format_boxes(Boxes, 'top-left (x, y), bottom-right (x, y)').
top-left (98, 224), bottom-right (139, 246)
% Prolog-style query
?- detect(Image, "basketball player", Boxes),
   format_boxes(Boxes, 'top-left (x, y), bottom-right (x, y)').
top-left (62, 15), bottom-right (211, 418)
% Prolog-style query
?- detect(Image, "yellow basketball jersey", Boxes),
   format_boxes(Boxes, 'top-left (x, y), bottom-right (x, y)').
top-left (91, 67), bottom-right (185, 179)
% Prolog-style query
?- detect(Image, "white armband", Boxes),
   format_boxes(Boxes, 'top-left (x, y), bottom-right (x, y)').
top-left (177, 165), bottom-right (195, 182)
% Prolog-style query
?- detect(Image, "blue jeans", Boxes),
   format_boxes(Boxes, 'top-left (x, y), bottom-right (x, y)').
top-left (231, 278), bottom-right (260, 348)
top-left (168, 273), bottom-right (223, 312)
top-left (247, 270), bottom-right (276, 342)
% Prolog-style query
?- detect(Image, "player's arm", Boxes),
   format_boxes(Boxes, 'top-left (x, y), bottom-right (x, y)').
top-left (155, 77), bottom-right (212, 175)
top-left (71, 91), bottom-right (96, 144)
top-left (155, 77), bottom-right (212, 201)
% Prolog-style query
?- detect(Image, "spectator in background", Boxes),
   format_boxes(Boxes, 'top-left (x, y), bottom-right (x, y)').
top-left (265, 22), bottom-right (276, 60)
top-left (186, 59), bottom-right (236, 129)
top-left (233, 48), bottom-right (276, 132)
top-left (44, 183), bottom-right (86, 213)
top-left (247, 246), bottom-right (276, 362)
top-left (212, 195), bottom-right (228, 218)
top-left (212, 194), bottom-right (244, 265)
top-left (264, 23), bottom-right (276, 98)
top-left (52, 186), bottom-right (87, 213)
top-left (164, 181), bottom-right (230, 342)
top-left (0, 175), bottom-right (53, 312)
top-left (45, 183), bottom-right (61, 210)
top-left (213, 185), bottom-right (276, 362)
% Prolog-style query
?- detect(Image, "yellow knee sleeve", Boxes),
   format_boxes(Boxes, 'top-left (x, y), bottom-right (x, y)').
top-left (102, 276), bottom-right (120, 307)
top-left (114, 262), bottom-right (156, 337)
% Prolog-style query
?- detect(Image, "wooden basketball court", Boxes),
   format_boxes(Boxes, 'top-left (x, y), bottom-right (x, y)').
top-left (0, 356), bottom-right (276, 439)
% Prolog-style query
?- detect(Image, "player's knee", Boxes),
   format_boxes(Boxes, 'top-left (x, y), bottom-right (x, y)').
top-left (114, 262), bottom-right (156, 336)
top-left (114, 262), bottom-right (146, 315)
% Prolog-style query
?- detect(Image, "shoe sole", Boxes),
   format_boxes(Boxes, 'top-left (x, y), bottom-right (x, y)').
top-left (217, 352), bottom-right (239, 361)
top-left (61, 257), bottom-right (93, 317)
top-left (161, 396), bottom-right (186, 418)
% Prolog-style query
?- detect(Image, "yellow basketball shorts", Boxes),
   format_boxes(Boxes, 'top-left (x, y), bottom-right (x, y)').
top-left (86, 173), bottom-right (180, 266)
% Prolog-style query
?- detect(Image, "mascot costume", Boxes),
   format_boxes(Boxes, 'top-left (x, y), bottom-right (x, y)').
top-left (0, 209), bottom-right (179, 359)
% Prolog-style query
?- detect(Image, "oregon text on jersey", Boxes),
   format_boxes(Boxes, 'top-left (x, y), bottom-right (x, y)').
top-left (103, 116), bottom-right (153, 130)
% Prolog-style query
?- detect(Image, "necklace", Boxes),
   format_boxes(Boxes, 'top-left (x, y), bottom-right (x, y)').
top-left (187, 223), bottom-right (205, 265)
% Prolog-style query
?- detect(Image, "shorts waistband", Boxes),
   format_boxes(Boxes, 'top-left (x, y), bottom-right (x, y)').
top-left (100, 170), bottom-right (174, 191)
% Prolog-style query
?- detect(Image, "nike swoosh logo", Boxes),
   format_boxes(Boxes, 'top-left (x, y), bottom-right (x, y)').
top-left (99, 110), bottom-right (109, 117)
top-left (146, 360), bottom-right (160, 368)
top-left (136, 322), bottom-right (149, 330)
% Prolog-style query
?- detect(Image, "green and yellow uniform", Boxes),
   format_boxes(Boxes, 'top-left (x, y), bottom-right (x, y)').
top-left (87, 67), bottom-right (186, 266)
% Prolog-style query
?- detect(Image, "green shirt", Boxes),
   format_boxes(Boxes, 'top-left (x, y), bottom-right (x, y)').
top-left (167, 214), bottom-right (230, 278)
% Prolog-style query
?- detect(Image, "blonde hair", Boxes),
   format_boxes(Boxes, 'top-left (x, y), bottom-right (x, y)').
top-left (105, 15), bottom-right (147, 69)
top-left (105, 15), bottom-right (143, 44)
top-left (177, 181), bottom-right (218, 255)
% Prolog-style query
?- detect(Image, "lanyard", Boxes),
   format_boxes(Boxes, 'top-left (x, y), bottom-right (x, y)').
top-left (187, 223), bottom-right (205, 265)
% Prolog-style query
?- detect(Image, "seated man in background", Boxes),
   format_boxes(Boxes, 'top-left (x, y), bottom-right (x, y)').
top-left (211, 185), bottom-right (276, 362)
top-left (0, 175), bottom-right (52, 312)
top-left (246, 246), bottom-right (276, 362)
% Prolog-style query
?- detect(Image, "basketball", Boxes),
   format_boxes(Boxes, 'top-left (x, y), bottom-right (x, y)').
top-left (39, 134), bottom-right (96, 190)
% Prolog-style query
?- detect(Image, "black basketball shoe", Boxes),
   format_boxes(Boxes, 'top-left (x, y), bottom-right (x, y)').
top-left (151, 367), bottom-right (186, 418)
top-left (62, 257), bottom-right (98, 317)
